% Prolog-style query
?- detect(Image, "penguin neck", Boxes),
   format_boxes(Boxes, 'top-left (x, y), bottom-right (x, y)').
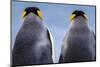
top-left (71, 16), bottom-right (88, 27)
top-left (23, 13), bottom-right (43, 28)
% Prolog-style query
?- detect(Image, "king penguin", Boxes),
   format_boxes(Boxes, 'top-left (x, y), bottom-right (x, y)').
top-left (12, 7), bottom-right (55, 66)
top-left (59, 10), bottom-right (96, 63)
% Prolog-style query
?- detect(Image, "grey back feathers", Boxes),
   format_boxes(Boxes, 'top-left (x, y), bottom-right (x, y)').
top-left (12, 13), bottom-right (53, 66)
top-left (59, 16), bottom-right (96, 63)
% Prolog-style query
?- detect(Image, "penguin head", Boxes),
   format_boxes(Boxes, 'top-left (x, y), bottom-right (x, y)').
top-left (70, 10), bottom-right (88, 22)
top-left (22, 7), bottom-right (43, 20)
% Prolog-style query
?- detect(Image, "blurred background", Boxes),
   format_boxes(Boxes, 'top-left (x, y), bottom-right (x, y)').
top-left (12, 1), bottom-right (96, 63)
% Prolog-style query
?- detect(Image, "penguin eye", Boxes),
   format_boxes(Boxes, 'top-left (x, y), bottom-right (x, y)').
top-left (22, 11), bottom-right (26, 18)
top-left (70, 14), bottom-right (76, 21)
top-left (37, 10), bottom-right (43, 19)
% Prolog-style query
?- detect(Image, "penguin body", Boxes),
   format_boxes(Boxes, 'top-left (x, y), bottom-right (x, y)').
top-left (59, 11), bottom-right (96, 63)
top-left (12, 7), bottom-right (53, 66)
